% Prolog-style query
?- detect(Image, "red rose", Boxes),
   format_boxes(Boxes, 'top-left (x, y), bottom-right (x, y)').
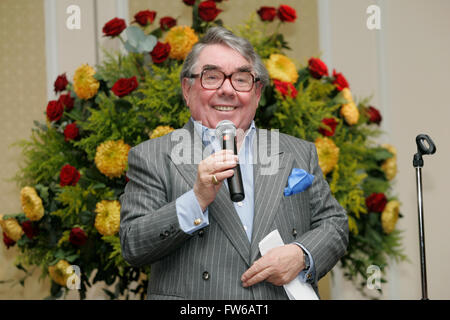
top-left (332, 69), bottom-right (349, 91)
top-left (134, 10), bottom-right (156, 26)
top-left (21, 220), bottom-right (38, 239)
top-left (58, 93), bottom-right (75, 111)
top-left (198, 0), bottom-right (222, 22)
top-left (2, 232), bottom-right (15, 249)
top-left (64, 122), bottom-right (79, 141)
top-left (69, 227), bottom-right (87, 246)
top-left (54, 73), bottom-right (68, 93)
top-left (151, 42), bottom-right (171, 64)
top-left (183, 0), bottom-right (196, 5)
top-left (257, 6), bottom-right (277, 22)
top-left (308, 57), bottom-right (329, 79)
top-left (102, 17), bottom-right (126, 37)
top-left (273, 80), bottom-right (298, 99)
top-left (159, 16), bottom-right (177, 30)
top-left (46, 100), bottom-right (64, 122)
top-left (277, 5), bottom-right (297, 22)
top-left (111, 76), bottom-right (138, 97)
top-left (366, 106), bottom-right (382, 125)
top-left (366, 193), bottom-right (387, 213)
top-left (319, 118), bottom-right (338, 137)
top-left (60, 164), bottom-right (81, 187)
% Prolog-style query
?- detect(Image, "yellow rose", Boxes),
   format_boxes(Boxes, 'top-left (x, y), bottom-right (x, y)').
top-left (73, 64), bottom-right (100, 100)
top-left (265, 54), bottom-right (299, 83)
top-left (0, 214), bottom-right (24, 241)
top-left (94, 200), bottom-right (121, 236)
top-left (340, 88), bottom-right (359, 125)
top-left (94, 140), bottom-right (131, 179)
top-left (315, 137), bottom-right (340, 175)
top-left (381, 144), bottom-right (397, 180)
top-left (165, 26), bottom-right (198, 60)
top-left (48, 260), bottom-right (76, 287)
top-left (381, 200), bottom-right (400, 234)
top-left (20, 186), bottom-right (44, 221)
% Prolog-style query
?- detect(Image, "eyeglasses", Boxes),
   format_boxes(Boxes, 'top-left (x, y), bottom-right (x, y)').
top-left (189, 69), bottom-right (260, 92)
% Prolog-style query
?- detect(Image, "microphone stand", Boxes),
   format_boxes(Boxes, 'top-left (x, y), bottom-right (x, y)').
top-left (412, 134), bottom-right (436, 300)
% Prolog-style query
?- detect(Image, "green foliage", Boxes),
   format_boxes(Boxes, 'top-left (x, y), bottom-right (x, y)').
top-left (137, 64), bottom-right (191, 128)
top-left (14, 125), bottom-right (79, 186)
top-left (1, 3), bottom-right (405, 300)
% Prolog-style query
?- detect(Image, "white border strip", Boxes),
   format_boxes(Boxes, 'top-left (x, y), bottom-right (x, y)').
top-left (44, 0), bottom-right (59, 101)
top-left (115, 0), bottom-right (129, 21)
top-left (376, 0), bottom-right (397, 299)
top-left (318, 0), bottom-right (342, 300)
top-left (317, 0), bottom-right (333, 71)
top-left (376, 0), bottom-right (391, 137)
top-left (115, 0), bottom-right (129, 55)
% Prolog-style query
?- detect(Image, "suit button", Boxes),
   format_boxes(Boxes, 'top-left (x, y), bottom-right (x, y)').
top-left (198, 229), bottom-right (204, 237)
top-left (292, 228), bottom-right (298, 237)
top-left (202, 271), bottom-right (210, 281)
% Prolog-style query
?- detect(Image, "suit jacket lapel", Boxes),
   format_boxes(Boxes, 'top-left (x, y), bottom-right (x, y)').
top-left (169, 120), bottom-right (251, 266)
top-left (250, 128), bottom-right (294, 264)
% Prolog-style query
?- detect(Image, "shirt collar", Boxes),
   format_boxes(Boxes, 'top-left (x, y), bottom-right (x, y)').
top-left (191, 117), bottom-right (256, 145)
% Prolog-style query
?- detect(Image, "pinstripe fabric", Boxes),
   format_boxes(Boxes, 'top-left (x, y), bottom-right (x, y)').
top-left (120, 120), bottom-right (348, 300)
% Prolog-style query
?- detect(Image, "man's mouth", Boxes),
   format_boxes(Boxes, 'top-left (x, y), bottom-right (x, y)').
top-left (213, 106), bottom-right (237, 111)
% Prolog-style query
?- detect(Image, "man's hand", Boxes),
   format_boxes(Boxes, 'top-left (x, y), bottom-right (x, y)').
top-left (194, 149), bottom-right (238, 211)
top-left (241, 244), bottom-right (305, 287)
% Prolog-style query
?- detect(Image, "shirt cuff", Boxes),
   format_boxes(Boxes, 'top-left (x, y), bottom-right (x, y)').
top-left (175, 189), bottom-right (209, 234)
top-left (293, 242), bottom-right (316, 284)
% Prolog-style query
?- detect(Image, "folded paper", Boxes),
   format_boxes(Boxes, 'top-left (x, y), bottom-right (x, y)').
top-left (259, 229), bottom-right (319, 300)
top-left (284, 168), bottom-right (314, 196)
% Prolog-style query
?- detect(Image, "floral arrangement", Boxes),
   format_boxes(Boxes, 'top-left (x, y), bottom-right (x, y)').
top-left (1, 0), bottom-right (405, 299)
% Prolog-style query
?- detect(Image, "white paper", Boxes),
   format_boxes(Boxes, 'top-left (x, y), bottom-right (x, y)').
top-left (258, 229), bottom-right (319, 300)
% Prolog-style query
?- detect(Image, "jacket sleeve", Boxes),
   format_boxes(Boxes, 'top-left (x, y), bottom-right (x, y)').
top-left (294, 142), bottom-right (349, 283)
top-left (119, 145), bottom-right (192, 267)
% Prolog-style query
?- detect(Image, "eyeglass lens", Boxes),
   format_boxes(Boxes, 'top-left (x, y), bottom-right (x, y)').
top-left (201, 70), bottom-right (254, 92)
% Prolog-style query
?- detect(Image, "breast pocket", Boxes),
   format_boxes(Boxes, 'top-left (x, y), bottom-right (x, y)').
top-left (276, 189), bottom-right (312, 240)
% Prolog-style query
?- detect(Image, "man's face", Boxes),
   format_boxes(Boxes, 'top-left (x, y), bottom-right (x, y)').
top-left (182, 44), bottom-right (262, 131)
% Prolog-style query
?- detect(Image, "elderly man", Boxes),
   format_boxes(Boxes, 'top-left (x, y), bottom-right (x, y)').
top-left (120, 27), bottom-right (348, 300)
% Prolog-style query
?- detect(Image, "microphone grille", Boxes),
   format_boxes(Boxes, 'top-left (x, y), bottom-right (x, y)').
top-left (215, 120), bottom-right (236, 138)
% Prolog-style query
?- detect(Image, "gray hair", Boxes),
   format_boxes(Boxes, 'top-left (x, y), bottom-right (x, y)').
top-left (180, 26), bottom-right (269, 89)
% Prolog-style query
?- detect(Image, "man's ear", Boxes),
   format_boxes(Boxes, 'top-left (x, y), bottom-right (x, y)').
top-left (181, 78), bottom-right (191, 106)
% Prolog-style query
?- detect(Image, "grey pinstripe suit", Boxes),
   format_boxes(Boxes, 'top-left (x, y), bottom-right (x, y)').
top-left (119, 119), bottom-right (348, 299)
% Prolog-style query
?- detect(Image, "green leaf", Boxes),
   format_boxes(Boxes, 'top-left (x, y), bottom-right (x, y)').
top-left (65, 254), bottom-right (79, 263)
top-left (373, 148), bottom-right (394, 161)
top-left (124, 26), bottom-right (157, 53)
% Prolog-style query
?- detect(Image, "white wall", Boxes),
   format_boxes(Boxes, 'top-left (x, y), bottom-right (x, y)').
top-left (319, 0), bottom-right (450, 299)
top-left (45, 0), bottom-right (128, 101)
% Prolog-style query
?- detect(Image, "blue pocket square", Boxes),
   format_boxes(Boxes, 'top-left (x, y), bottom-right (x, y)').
top-left (284, 168), bottom-right (314, 196)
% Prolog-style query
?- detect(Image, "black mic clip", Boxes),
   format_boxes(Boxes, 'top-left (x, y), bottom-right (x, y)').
top-left (413, 134), bottom-right (436, 168)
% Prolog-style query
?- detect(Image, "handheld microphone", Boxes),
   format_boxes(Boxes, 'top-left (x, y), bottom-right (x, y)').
top-left (215, 120), bottom-right (245, 202)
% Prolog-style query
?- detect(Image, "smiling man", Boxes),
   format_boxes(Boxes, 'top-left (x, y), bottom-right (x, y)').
top-left (120, 27), bottom-right (348, 300)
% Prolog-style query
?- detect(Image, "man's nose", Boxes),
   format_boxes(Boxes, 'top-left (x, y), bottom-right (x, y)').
top-left (217, 77), bottom-right (236, 96)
